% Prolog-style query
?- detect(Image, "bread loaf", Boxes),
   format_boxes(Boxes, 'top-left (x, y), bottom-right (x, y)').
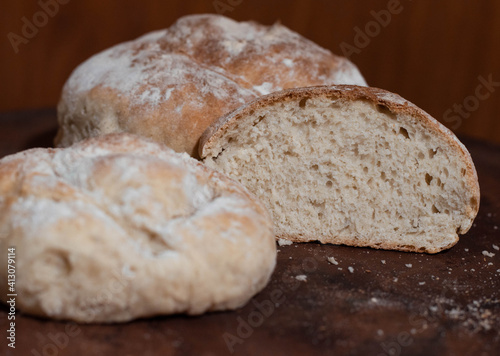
top-left (0, 134), bottom-right (276, 322)
top-left (200, 85), bottom-right (480, 253)
top-left (56, 14), bottom-right (366, 158)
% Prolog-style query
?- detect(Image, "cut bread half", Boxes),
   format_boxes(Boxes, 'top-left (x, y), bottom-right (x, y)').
top-left (200, 85), bottom-right (480, 253)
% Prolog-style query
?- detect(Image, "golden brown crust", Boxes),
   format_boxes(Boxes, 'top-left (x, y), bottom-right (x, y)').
top-left (200, 85), bottom-right (481, 247)
top-left (0, 133), bottom-right (277, 322)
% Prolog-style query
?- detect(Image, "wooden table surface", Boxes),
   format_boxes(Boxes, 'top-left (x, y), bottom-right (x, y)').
top-left (0, 110), bottom-right (499, 356)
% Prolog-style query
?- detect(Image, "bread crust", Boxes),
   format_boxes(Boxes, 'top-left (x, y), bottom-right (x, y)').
top-left (0, 133), bottom-right (276, 322)
top-left (200, 85), bottom-right (480, 252)
top-left (56, 14), bottom-right (366, 158)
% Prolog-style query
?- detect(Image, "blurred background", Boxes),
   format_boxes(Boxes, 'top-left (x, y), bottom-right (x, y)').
top-left (1, 0), bottom-right (499, 144)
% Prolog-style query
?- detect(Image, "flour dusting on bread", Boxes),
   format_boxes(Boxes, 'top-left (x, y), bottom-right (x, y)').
top-left (0, 133), bottom-right (276, 322)
top-left (56, 14), bottom-right (367, 157)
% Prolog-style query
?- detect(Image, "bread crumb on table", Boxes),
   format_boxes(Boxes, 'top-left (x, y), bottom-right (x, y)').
top-left (295, 274), bottom-right (307, 281)
top-left (406, 264), bottom-right (412, 268)
top-left (482, 250), bottom-right (495, 258)
top-left (348, 266), bottom-right (354, 273)
top-left (327, 256), bottom-right (338, 265)
top-left (278, 238), bottom-right (293, 246)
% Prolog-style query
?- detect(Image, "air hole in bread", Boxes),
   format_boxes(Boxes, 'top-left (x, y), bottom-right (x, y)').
top-left (284, 150), bottom-right (299, 157)
top-left (376, 104), bottom-right (390, 114)
top-left (252, 116), bottom-right (265, 127)
top-left (425, 173), bottom-right (433, 185)
top-left (299, 98), bottom-right (308, 108)
top-left (429, 148), bottom-right (437, 158)
top-left (212, 147), bottom-right (225, 162)
top-left (399, 127), bottom-right (410, 139)
top-left (432, 205), bottom-right (440, 214)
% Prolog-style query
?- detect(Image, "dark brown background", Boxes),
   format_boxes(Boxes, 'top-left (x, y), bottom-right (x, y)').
top-left (1, 0), bottom-right (500, 144)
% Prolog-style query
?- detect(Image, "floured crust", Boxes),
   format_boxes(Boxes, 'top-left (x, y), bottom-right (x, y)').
top-left (200, 85), bottom-right (480, 252)
top-left (56, 14), bottom-right (367, 158)
top-left (0, 133), bottom-right (276, 323)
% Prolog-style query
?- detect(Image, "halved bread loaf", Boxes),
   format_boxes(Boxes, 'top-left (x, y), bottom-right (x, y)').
top-left (200, 85), bottom-right (480, 253)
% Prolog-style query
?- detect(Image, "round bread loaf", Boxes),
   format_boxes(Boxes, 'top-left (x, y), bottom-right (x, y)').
top-left (0, 134), bottom-right (276, 323)
top-left (200, 85), bottom-right (480, 253)
top-left (56, 14), bottom-right (367, 158)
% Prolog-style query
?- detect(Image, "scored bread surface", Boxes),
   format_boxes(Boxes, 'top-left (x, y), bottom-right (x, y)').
top-left (200, 85), bottom-right (480, 253)
top-left (0, 133), bottom-right (276, 323)
top-left (56, 14), bottom-right (366, 158)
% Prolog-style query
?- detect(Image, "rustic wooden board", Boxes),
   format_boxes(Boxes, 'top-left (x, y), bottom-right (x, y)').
top-left (0, 110), bottom-right (499, 356)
